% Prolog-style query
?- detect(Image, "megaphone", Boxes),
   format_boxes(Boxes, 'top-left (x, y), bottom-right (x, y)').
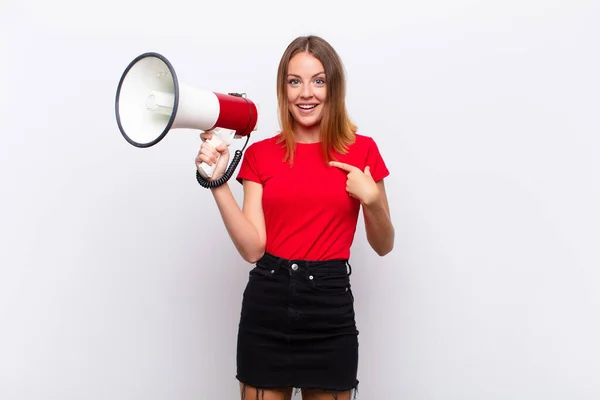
top-left (115, 52), bottom-right (258, 186)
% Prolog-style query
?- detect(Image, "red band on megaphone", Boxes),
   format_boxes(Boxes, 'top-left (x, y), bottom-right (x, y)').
top-left (213, 93), bottom-right (258, 137)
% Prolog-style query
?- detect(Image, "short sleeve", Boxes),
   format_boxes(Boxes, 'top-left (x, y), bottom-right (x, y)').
top-left (236, 143), bottom-right (261, 185)
top-left (365, 137), bottom-right (390, 182)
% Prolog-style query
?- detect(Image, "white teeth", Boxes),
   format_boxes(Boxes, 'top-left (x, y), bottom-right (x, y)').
top-left (298, 105), bottom-right (316, 109)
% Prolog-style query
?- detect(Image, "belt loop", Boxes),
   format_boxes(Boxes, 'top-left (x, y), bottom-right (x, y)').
top-left (346, 261), bottom-right (352, 276)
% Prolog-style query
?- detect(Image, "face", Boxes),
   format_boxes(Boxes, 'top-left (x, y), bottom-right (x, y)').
top-left (286, 52), bottom-right (327, 131)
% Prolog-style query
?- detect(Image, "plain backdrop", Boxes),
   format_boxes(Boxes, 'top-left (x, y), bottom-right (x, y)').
top-left (1, 0), bottom-right (599, 399)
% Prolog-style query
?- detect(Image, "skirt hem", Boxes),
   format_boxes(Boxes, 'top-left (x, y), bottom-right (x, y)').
top-left (237, 377), bottom-right (359, 397)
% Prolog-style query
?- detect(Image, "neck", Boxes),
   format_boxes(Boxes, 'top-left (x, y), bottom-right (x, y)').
top-left (294, 125), bottom-right (321, 144)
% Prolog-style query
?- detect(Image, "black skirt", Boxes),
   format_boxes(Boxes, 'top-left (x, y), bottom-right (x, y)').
top-left (236, 252), bottom-right (359, 393)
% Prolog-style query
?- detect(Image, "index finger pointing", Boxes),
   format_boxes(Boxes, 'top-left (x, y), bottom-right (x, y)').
top-left (329, 161), bottom-right (358, 172)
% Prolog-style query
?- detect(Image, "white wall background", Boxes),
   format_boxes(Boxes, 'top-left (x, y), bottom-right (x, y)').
top-left (1, 0), bottom-right (599, 399)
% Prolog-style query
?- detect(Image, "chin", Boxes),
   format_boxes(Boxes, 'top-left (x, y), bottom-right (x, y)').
top-left (293, 115), bottom-right (322, 128)
top-left (297, 120), bottom-right (320, 129)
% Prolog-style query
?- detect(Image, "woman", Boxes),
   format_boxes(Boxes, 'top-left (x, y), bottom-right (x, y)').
top-left (195, 35), bottom-right (394, 400)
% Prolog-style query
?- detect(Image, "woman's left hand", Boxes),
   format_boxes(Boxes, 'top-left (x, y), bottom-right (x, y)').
top-left (329, 161), bottom-right (381, 206)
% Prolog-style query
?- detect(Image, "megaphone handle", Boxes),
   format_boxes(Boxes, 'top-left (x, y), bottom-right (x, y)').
top-left (198, 135), bottom-right (224, 179)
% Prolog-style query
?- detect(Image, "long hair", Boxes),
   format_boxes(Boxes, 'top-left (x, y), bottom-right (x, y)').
top-left (276, 35), bottom-right (357, 164)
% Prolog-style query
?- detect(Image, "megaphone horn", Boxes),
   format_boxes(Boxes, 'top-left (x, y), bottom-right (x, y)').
top-left (115, 52), bottom-right (259, 187)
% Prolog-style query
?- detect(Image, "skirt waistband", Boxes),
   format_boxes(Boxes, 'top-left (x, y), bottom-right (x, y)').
top-left (257, 252), bottom-right (352, 275)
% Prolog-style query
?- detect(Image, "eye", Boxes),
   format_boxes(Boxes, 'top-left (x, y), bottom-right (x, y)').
top-left (288, 78), bottom-right (300, 85)
top-left (314, 78), bottom-right (326, 85)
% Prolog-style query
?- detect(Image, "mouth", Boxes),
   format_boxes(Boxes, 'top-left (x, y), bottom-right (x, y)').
top-left (296, 104), bottom-right (318, 112)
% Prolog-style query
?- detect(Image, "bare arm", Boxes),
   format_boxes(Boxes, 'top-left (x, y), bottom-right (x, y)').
top-left (195, 131), bottom-right (266, 263)
top-left (363, 180), bottom-right (395, 256)
top-left (329, 161), bottom-right (395, 257)
top-left (209, 181), bottom-right (266, 263)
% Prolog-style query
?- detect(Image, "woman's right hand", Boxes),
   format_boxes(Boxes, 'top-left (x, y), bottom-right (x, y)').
top-left (195, 131), bottom-right (230, 180)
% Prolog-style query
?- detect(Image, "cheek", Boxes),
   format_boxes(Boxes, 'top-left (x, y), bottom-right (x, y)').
top-left (287, 88), bottom-right (298, 103)
top-left (316, 87), bottom-right (327, 101)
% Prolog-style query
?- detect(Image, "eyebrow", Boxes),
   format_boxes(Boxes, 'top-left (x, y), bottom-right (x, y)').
top-left (287, 72), bottom-right (326, 78)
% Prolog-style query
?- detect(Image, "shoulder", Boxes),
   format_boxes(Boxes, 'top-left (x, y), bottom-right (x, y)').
top-left (249, 133), bottom-right (283, 148)
top-left (237, 134), bottom-right (284, 184)
top-left (349, 132), bottom-right (381, 151)
top-left (341, 132), bottom-right (389, 180)
top-left (354, 132), bottom-right (377, 145)
top-left (246, 133), bottom-right (284, 154)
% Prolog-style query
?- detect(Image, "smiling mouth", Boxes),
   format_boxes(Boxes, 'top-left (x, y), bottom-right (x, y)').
top-left (297, 104), bottom-right (317, 110)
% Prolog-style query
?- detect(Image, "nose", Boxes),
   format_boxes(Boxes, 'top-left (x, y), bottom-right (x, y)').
top-left (301, 83), bottom-right (313, 99)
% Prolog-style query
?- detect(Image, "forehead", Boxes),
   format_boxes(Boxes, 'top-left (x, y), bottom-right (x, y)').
top-left (287, 51), bottom-right (325, 75)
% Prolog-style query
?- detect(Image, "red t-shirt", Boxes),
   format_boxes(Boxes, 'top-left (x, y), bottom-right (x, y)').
top-left (236, 133), bottom-right (389, 261)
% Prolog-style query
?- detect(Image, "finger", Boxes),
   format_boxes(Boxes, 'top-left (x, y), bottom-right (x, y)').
top-left (329, 161), bottom-right (358, 172)
top-left (364, 166), bottom-right (371, 176)
top-left (200, 146), bottom-right (219, 163)
top-left (200, 142), bottom-right (218, 154)
top-left (215, 143), bottom-right (228, 152)
top-left (196, 154), bottom-right (213, 166)
top-left (200, 132), bottom-right (212, 141)
top-left (203, 141), bottom-right (227, 154)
